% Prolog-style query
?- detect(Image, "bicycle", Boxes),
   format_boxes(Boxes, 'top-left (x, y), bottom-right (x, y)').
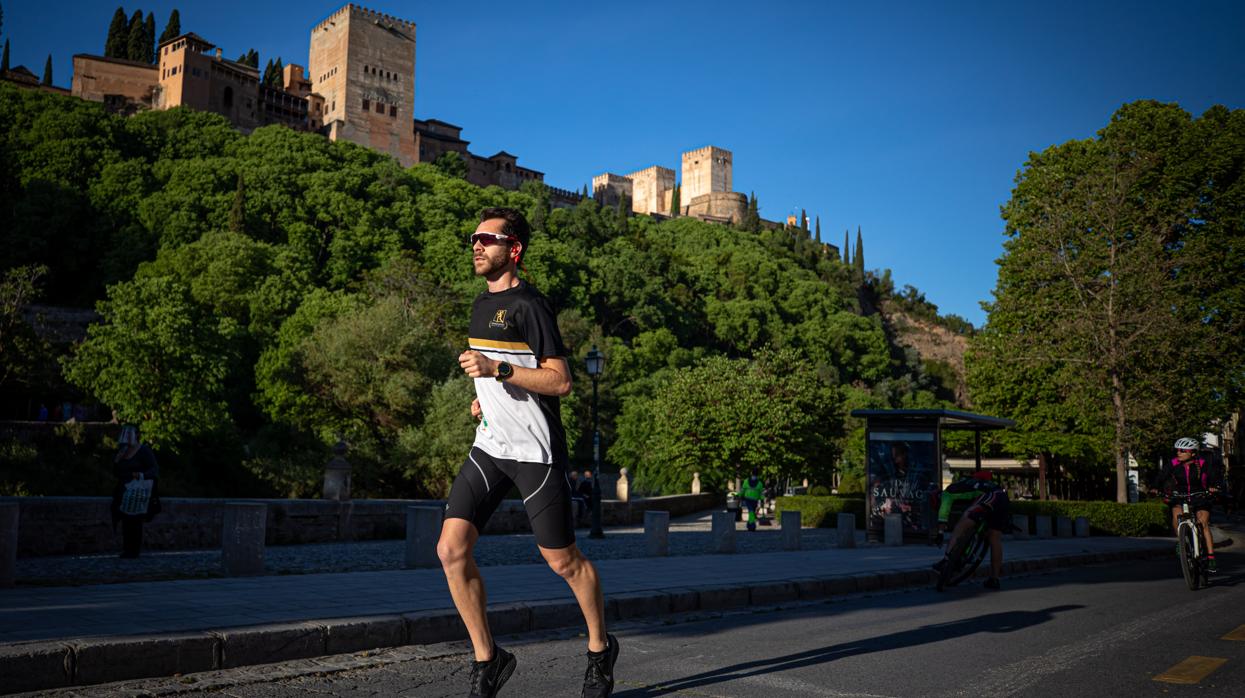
top-left (1168, 490), bottom-right (1214, 591)
top-left (935, 516), bottom-right (990, 591)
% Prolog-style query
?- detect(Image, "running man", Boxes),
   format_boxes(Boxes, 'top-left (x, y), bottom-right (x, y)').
top-left (438, 207), bottom-right (618, 698)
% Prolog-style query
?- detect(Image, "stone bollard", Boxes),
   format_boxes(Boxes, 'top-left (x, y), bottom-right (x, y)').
top-left (644, 510), bottom-right (670, 557)
top-left (0, 503), bottom-right (17, 588)
top-left (322, 440), bottom-right (352, 501)
top-left (1011, 514), bottom-right (1030, 539)
top-left (836, 512), bottom-right (857, 548)
top-left (616, 468), bottom-right (630, 503)
top-left (222, 502), bottom-right (267, 576)
top-left (712, 511), bottom-right (736, 554)
top-left (691, 472), bottom-right (701, 495)
top-left (884, 513), bottom-right (903, 546)
top-left (1074, 516), bottom-right (1090, 537)
top-left (405, 506), bottom-right (443, 569)
top-left (781, 510), bottom-right (801, 551)
top-left (1056, 516), bottom-right (1074, 538)
top-left (1034, 515), bottom-right (1053, 539)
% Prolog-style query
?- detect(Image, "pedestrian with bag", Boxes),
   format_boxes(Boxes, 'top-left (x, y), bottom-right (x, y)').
top-left (110, 425), bottom-right (161, 558)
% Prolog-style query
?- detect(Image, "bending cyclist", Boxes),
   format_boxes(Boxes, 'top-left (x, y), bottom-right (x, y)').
top-left (932, 471), bottom-right (1009, 590)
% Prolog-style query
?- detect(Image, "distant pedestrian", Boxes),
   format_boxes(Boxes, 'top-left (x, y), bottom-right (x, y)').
top-left (36, 403), bottom-right (48, 421)
top-left (569, 470), bottom-right (588, 520)
top-left (741, 470), bottom-right (764, 531)
top-left (578, 469), bottom-right (595, 509)
top-left (109, 425), bottom-right (161, 559)
top-left (439, 207), bottom-right (618, 697)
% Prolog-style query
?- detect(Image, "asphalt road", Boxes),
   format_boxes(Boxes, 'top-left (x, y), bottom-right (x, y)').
top-left (56, 544), bottom-right (1245, 697)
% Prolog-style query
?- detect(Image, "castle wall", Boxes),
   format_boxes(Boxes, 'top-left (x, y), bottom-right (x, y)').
top-left (624, 165), bottom-right (675, 215)
top-left (592, 173), bottom-right (633, 207)
top-left (71, 55), bottom-right (157, 114)
top-left (681, 146), bottom-right (732, 203)
top-left (310, 5), bottom-right (417, 166)
top-left (685, 191), bottom-right (747, 224)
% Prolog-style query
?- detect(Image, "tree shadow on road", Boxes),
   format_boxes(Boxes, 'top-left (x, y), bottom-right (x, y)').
top-left (614, 604), bottom-right (1083, 697)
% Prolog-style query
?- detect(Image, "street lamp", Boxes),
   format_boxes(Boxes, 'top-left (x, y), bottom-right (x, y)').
top-left (585, 345), bottom-right (605, 539)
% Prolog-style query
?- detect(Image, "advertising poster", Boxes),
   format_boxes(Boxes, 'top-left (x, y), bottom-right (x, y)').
top-left (867, 430), bottom-right (939, 535)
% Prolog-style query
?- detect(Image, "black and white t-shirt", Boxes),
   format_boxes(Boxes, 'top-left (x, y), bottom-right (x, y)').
top-left (469, 281), bottom-right (569, 468)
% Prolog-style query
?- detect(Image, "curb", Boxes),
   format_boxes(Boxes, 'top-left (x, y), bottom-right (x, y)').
top-left (0, 545), bottom-right (1170, 694)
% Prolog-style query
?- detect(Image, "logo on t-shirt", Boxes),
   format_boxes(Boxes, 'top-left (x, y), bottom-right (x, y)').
top-left (490, 309), bottom-right (508, 329)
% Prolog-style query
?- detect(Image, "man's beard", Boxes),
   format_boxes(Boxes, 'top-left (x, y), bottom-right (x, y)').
top-left (474, 253), bottom-right (508, 277)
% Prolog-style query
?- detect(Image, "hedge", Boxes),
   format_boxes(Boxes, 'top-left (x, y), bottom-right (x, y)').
top-left (777, 496), bottom-right (1169, 537)
top-left (775, 495), bottom-right (866, 529)
top-left (1010, 500), bottom-right (1169, 537)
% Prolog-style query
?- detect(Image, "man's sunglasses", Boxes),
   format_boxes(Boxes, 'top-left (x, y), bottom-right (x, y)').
top-left (470, 232), bottom-right (516, 247)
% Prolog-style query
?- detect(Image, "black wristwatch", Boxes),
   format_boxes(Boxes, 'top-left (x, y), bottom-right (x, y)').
top-left (495, 361), bottom-right (513, 381)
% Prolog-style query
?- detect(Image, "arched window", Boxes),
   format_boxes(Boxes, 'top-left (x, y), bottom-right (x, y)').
top-left (223, 86), bottom-right (233, 108)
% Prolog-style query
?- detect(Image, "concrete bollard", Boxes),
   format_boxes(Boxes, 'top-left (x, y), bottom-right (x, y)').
top-left (691, 472), bottom-right (701, 495)
top-left (644, 510), bottom-right (670, 557)
top-left (884, 513), bottom-right (903, 546)
top-left (836, 513), bottom-right (856, 548)
top-left (1011, 514), bottom-right (1030, 539)
top-left (1034, 515), bottom-right (1053, 539)
top-left (1074, 516), bottom-right (1090, 538)
top-left (0, 503), bottom-right (17, 588)
top-left (222, 502), bottom-right (267, 576)
top-left (1056, 516), bottom-right (1074, 538)
top-left (781, 510), bottom-right (801, 550)
top-left (405, 506), bottom-right (443, 569)
top-left (712, 511), bottom-right (736, 554)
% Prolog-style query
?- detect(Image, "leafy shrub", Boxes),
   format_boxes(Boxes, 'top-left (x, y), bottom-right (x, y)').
top-left (776, 495), bottom-right (866, 529)
top-left (1010, 500), bottom-right (1168, 537)
top-left (809, 485), bottom-right (830, 496)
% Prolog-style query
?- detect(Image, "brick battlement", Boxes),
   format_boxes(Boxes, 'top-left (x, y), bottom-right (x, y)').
top-left (312, 4), bottom-right (416, 33)
top-left (682, 145), bottom-right (729, 159)
top-left (624, 165), bottom-right (675, 179)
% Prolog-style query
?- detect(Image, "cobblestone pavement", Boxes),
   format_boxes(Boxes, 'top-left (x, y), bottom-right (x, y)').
top-left (15, 518), bottom-right (855, 587)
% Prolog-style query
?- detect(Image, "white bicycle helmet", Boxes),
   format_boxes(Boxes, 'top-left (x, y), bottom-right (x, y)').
top-left (1174, 437), bottom-right (1199, 450)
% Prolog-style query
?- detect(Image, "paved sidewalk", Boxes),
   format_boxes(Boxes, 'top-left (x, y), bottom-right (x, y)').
top-left (1, 536), bottom-right (1164, 645)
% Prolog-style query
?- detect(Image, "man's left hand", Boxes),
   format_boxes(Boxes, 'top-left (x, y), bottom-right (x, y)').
top-left (459, 350), bottom-right (497, 379)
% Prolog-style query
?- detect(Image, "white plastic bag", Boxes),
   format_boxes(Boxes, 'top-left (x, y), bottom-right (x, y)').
top-left (119, 474), bottom-right (152, 516)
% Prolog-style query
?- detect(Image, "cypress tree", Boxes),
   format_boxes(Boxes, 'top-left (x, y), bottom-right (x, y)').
top-left (159, 9), bottom-right (181, 45)
top-left (854, 226), bottom-right (865, 281)
top-left (744, 191), bottom-right (761, 233)
top-left (248, 49), bottom-right (258, 68)
top-left (271, 57), bottom-right (284, 87)
top-left (800, 208), bottom-right (808, 233)
top-left (670, 184), bottom-right (680, 215)
top-left (125, 9), bottom-right (144, 62)
top-left (144, 12), bottom-right (155, 64)
top-left (581, 184), bottom-right (589, 200)
top-left (843, 229), bottom-right (850, 264)
top-left (230, 174), bottom-right (246, 233)
top-left (105, 7), bottom-right (127, 58)
top-left (2, 40), bottom-right (9, 73)
top-left (41, 54), bottom-right (52, 85)
top-left (261, 58), bottom-right (274, 85)
top-left (815, 216), bottom-right (821, 244)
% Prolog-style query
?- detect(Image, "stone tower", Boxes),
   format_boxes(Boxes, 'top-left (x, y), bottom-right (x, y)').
top-left (308, 4), bottom-right (417, 166)
top-left (680, 146), bottom-right (732, 203)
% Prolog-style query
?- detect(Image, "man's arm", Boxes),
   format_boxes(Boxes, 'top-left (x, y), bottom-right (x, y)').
top-left (459, 351), bottom-right (572, 397)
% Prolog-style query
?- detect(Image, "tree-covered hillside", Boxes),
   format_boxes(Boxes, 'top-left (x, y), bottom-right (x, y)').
top-left (0, 83), bottom-right (959, 497)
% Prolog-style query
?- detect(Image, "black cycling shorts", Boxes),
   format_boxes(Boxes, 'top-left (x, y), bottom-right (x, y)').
top-left (444, 447), bottom-right (576, 549)
top-left (965, 489), bottom-right (1011, 532)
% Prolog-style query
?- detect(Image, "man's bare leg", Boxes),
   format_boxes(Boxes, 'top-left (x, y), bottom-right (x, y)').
top-left (540, 543), bottom-right (607, 652)
top-left (988, 529), bottom-right (1003, 578)
top-left (438, 517), bottom-right (493, 661)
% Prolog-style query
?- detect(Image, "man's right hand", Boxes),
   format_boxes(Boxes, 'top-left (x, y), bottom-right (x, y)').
top-left (470, 398), bottom-right (482, 420)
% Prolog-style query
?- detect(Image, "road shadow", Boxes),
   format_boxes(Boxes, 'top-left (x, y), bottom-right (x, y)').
top-left (614, 604), bottom-right (1083, 697)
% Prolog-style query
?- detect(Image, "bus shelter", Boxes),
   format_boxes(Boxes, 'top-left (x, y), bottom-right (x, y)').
top-left (849, 409), bottom-right (1014, 541)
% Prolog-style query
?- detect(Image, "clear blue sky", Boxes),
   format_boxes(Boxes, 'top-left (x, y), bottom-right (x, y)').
top-left (6, 0), bottom-right (1244, 325)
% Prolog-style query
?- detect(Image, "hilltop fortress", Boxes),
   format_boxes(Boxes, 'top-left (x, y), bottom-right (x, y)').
top-left (54, 4), bottom-right (771, 223)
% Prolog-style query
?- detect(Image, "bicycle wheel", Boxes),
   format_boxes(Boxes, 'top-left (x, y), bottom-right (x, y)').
top-left (1178, 524), bottom-right (1199, 591)
top-left (951, 529), bottom-right (990, 586)
top-left (936, 537), bottom-right (968, 591)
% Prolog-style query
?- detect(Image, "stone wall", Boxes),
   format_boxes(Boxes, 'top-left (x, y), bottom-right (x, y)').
top-left (3, 493), bottom-right (721, 557)
top-left (685, 191), bottom-right (747, 224)
top-left (681, 146), bottom-right (732, 203)
top-left (625, 166), bottom-right (675, 215)
top-left (70, 55), bottom-right (158, 114)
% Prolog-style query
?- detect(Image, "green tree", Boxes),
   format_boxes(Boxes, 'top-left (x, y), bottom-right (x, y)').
top-left (800, 208), bottom-right (808, 234)
top-left (40, 54), bottom-right (51, 85)
top-left (431, 151), bottom-right (468, 179)
top-left (2, 40), bottom-right (9, 73)
top-left (670, 184), bottom-right (680, 216)
top-left (742, 191), bottom-right (760, 233)
top-left (842, 229), bottom-right (850, 264)
top-left (815, 215), bottom-right (821, 244)
top-left (971, 100), bottom-right (1245, 502)
top-left (229, 173), bottom-right (246, 233)
top-left (0, 265), bottom-right (49, 390)
top-left (853, 226), bottom-right (864, 281)
top-left (236, 48), bottom-right (258, 68)
top-left (125, 9), bottom-right (144, 63)
top-left (158, 9), bottom-right (181, 45)
top-left (105, 7), bottom-right (127, 59)
top-left (143, 12), bottom-right (155, 63)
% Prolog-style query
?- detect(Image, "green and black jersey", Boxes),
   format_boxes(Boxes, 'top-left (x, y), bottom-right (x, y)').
top-left (468, 281), bottom-right (569, 469)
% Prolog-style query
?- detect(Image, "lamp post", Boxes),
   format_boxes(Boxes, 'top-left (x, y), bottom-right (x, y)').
top-left (585, 345), bottom-right (605, 539)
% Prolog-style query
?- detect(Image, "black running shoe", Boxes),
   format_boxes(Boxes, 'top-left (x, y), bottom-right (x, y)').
top-left (469, 645), bottom-right (516, 698)
top-left (984, 577), bottom-right (1001, 590)
top-left (582, 634), bottom-right (620, 698)
top-left (932, 558), bottom-right (947, 573)
top-left (1208, 558), bottom-right (1218, 573)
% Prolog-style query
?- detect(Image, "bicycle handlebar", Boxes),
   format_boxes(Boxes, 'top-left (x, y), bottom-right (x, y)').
top-left (1166, 490), bottom-right (1215, 501)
